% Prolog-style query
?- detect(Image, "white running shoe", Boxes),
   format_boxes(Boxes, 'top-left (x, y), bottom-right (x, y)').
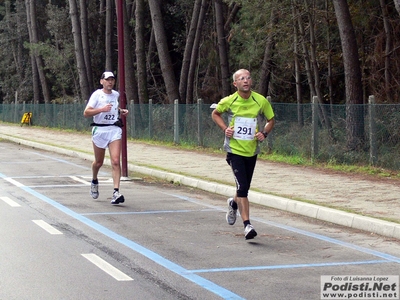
top-left (111, 190), bottom-right (125, 204)
top-left (90, 183), bottom-right (99, 199)
top-left (226, 198), bottom-right (237, 225)
top-left (244, 224), bottom-right (257, 240)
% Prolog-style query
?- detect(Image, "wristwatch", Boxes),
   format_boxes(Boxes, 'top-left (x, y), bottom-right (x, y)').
top-left (262, 131), bottom-right (268, 138)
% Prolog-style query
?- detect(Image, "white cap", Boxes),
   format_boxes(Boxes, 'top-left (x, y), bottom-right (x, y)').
top-left (101, 71), bottom-right (115, 79)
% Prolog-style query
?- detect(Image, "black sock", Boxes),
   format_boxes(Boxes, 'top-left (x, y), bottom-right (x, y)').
top-left (231, 200), bottom-right (238, 210)
top-left (114, 188), bottom-right (119, 193)
top-left (243, 220), bottom-right (251, 228)
top-left (92, 179), bottom-right (98, 184)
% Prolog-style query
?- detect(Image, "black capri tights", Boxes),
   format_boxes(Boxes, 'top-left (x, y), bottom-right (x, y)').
top-left (226, 152), bottom-right (257, 198)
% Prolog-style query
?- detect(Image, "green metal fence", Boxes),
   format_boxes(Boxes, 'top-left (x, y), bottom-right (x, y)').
top-left (1, 98), bottom-right (399, 170)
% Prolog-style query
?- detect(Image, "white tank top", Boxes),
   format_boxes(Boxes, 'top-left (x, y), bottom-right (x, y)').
top-left (87, 89), bottom-right (120, 125)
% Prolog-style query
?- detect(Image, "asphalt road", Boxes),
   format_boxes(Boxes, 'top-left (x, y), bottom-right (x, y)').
top-left (1, 141), bottom-right (399, 300)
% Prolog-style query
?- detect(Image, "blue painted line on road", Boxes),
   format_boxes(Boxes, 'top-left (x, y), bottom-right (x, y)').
top-left (0, 172), bottom-right (244, 300)
top-left (189, 260), bottom-right (390, 274)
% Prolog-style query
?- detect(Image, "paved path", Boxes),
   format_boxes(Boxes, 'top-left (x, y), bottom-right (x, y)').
top-left (1, 123), bottom-right (399, 239)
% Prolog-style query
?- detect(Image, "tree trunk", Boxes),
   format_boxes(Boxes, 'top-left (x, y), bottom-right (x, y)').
top-left (325, 0), bottom-right (333, 111)
top-left (295, 4), bottom-right (315, 98)
top-left (69, 0), bottom-right (91, 101)
top-left (134, 0), bottom-right (146, 127)
top-left (214, 0), bottom-right (231, 96)
top-left (379, 0), bottom-right (392, 101)
top-left (332, 0), bottom-right (364, 150)
top-left (135, 0), bottom-right (147, 106)
top-left (148, 0), bottom-right (180, 103)
top-left (79, 0), bottom-right (93, 92)
top-left (6, 1), bottom-right (23, 82)
top-left (394, 0), bottom-right (400, 16)
top-left (146, 29), bottom-right (163, 101)
top-left (105, 0), bottom-right (113, 71)
top-left (257, 9), bottom-right (277, 96)
top-left (25, 1), bottom-right (38, 103)
top-left (179, 0), bottom-right (202, 103)
top-left (122, 0), bottom-right (138, 105)
top-left (292, 1), bottom-right (303, 127)
top-left (224, 2), bottom-right (240, 32)
top-left (26, 0), bottom-right (51, 103)
top-left (186, 0), bottom-right (209, 104)
top-left (305, 0), bottom-right (333, 135)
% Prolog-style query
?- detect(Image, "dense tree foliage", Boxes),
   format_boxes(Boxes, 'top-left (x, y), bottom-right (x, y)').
top-left (0, 0), bottom-right (400, 106)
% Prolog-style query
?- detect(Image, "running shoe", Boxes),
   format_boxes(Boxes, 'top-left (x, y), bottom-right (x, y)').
top-left (244, 224), bottom-right (257, 240)
top-left (226, 197), bottom-right (237, 225)
top-left (90, 182), bottom-right (99, 199)
top-left (111, 190), bottom-right (125, 204)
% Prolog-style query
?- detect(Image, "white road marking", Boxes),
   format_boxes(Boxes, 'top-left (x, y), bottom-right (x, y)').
top-left (4, 177), bottom-right (23, 187)
top-left (0, 196), bottom-right (21, 207)
top-left (81, 253), bottom-right (133, 281)
top-left (69, 176), bottom-right (90, 185)
top-left (32, 220), bottom-right (63, 235)
top-left (70, 176), bottom-right (114, 185)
